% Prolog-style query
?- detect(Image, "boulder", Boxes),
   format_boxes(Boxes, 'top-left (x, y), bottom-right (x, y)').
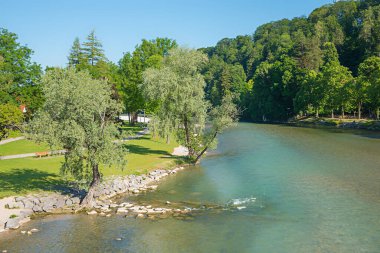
top-left (87, 210), bottom-right (97, 215)
top-left (20, 210), bottom-right (33, 219)
top-left (42, 204), bottom-right (54, 212)
top-left (22, 200), bottom-right (34, 209)
top-left (5, 218), bottom-right (20, 229)
top-left (71, 197), bottom-right (80, 205)
top-left (65, 198), bottom-right (73, 206)
top-left (54, 198), bottom-right (66, 209)
top-left (32, 205), bottom-right (43, 212)
top-left (116, 208), bottom-right (128, 214)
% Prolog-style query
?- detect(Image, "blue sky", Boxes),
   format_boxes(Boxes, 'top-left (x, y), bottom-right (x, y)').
top-left (1, 0), bottom-right (333, 67)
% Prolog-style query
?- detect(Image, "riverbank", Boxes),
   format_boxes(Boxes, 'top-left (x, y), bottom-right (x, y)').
top-left (0, 166), bottom-right (190, 233)
top-left (288, 117), bottom-right (380, 131)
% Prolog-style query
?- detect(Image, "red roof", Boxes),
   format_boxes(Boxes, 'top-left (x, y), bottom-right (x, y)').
top-left (19, 104), bottom-right (27, 113)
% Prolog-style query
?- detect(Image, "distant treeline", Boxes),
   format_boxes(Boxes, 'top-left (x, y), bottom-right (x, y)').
top-left (1, 0), bottom-right (380, 126)
top-left (200, 0), bottom-right (380, 121)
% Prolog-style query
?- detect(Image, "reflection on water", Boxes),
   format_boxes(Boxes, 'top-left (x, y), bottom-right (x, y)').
top-left (1, 123), bottom-right (380, 252)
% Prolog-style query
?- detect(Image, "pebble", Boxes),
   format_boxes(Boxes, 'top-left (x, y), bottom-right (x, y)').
top-left (106, 214), bottom-right (112, 217)
top-left (87, 210), bottom-right (98, 215)
top-left (30, 228), bottom-right (39, 233)
top-left (136, 214), bottom-right (144, 218)
top-left (115, 238), bottom-right (122, 241)
top-left (21, 230), bottom-right (27, 234)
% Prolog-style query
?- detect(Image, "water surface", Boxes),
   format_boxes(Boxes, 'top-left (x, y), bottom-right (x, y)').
top-left (1, 123), bottom-right (380, 252)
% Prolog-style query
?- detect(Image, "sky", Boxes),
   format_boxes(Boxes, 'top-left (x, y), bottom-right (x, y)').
top-left (1, 0), bottom-right (333, 68)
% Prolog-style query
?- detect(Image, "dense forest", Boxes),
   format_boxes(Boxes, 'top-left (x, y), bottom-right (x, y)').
top-left (1, 0), bottom-right (380, 132)
top-left (201, 0), bottom-right (380, 121)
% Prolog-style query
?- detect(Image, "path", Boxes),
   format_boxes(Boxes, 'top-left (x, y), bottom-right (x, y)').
top-left (0, 150), bottom-right (66, 160)
top-left (0, 136), bottom-right (25, 145)
top-left (0, 129), bottom-right (149, 160)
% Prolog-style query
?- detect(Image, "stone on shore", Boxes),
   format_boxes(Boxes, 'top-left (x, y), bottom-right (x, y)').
top-left (87, 210), bottom-right (98, 215)
top-left (0, 166), bottom-right (187, 232)
top-left (5, 218), bottom-right (20, 229)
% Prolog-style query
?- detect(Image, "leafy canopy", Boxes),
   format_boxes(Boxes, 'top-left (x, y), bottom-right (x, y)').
top-left (29, 68), bottom-right (125, 185)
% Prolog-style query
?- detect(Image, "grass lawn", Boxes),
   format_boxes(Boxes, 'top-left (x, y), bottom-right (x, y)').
top-left (0, 139), bottom-right (50, 156)
top-left (0, 133), bottom-right (183, 198)
top-left (119, 124), bottom-right (146, 136)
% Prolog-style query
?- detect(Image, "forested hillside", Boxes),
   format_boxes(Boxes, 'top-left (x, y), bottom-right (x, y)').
top-left (2, 0), bottom-right (380, 131)
top-left (201, 0), bottom-right (380, 121)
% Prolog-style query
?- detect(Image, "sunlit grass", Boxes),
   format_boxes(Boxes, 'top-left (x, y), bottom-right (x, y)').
top-left (0, 133), bottom-right (182, 198)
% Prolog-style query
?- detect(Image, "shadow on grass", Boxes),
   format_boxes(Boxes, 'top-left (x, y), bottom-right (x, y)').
top-left (124, 144), bottom-right (172, 156)
top-left (0, 168), bottom-right (79, 196)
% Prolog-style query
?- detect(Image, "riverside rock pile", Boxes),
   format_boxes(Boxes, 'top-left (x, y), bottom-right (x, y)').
top-left (0, 167), bottom-right (186, 233)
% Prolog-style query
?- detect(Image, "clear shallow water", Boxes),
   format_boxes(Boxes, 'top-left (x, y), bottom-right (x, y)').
top-left (1, 123), bottom-right (380, 252)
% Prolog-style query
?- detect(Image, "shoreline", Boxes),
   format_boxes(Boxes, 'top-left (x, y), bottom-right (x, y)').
top-left (243, 118), bottom-right (380, 132)
top-left (0, 165), bottom-right (190, 234)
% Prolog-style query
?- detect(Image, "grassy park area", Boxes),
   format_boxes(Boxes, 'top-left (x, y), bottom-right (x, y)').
top-left (0, 139), bottom-right (50, 156)
top-left (0, 130), bottom-right (182, 198)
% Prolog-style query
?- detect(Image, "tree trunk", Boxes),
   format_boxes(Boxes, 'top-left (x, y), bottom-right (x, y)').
top-left (81, 163), bottom-right (101, 208)
top-left (316, 108), bottom-right (319, 118)
top-left (377, 107), bottom-right (380, 120)
top-left (341, 106), bottom-right (345, 119)
top-left (331, 110), bottom-right (334, 119)
top-left (183, 116), bottom-right (194, 157)
top-left (194, 132), bottom-right (218, 164)
top-left (166, 134), bottom-right (170, 144)
top-left (358, 102), bottom-right (362, 120)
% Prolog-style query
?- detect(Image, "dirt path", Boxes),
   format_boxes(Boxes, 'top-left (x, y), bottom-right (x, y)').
top-left (0, 150), bottom-right (66, 160)
top-left (0, 136), bottom-right (25, 145)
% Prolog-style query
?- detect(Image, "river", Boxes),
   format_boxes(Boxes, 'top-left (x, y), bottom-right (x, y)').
top-left (1, 123), bottom-right (380, 252)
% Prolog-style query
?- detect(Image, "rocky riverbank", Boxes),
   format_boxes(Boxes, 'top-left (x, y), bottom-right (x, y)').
top-left (0, 166), bottom-right (187, 233)
top-left (289, 118), bottom-right (380, 131)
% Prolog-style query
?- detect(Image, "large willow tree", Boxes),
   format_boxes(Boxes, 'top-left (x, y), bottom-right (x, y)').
top-left (29, 68), bottom-right (125, 207)
top-left (142, 48), bottom-right (237, 163)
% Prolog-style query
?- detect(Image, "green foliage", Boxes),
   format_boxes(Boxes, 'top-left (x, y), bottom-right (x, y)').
top-left (68, 37), bottom-right (83, 67)
top-left (0, 28), bottom-right (43, 118)
top-left (29, 68), bottom-right (125, 188)
top-left (358, 56), bottom-right (380, 118)
top-left (0, 103), bottom-right (24, 140)
top-left (118, 38), bottom-right (177, 118)
top-left (82, 30), bottom-right (106, 66)
top-left (203, 0), bottom-right (380, 121)
top-left (142, 48), bottom-right (237, 162)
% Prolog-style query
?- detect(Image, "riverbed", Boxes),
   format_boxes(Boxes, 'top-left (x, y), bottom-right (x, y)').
top-left (1, 123), bottom-right (380, 252)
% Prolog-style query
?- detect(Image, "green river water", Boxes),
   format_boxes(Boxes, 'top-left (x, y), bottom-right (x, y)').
top-left (1, 123), bottom-right (380, 252)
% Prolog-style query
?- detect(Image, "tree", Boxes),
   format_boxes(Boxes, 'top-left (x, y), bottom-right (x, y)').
top-left (0, 103), bottom-right (23, 140)
top-left (318, 43), bottom-right (353, 118)
top-left (358, 56), bottom-right (380, 119)
top-left (29, 68), bottom-right (125, 207)
top-left (118, 38), bottom-right (177, 123)
top-left (0, 28), bottom-right (42, 117)
top-left (82, 30), bottom-right (106, 66)
top-left (142, 48), bottom-right (237, 163)
top-left (68, 37), bottom-right (83, 67)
